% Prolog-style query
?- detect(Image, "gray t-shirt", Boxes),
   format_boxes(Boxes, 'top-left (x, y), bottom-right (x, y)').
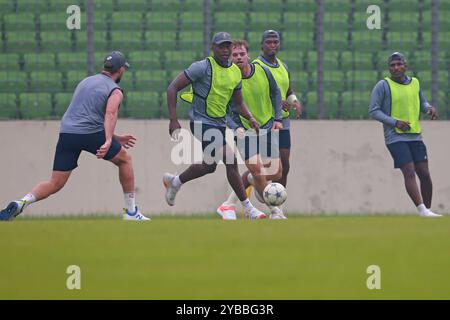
top-left (60, 73), bottom-right (121, 134)
top-left (227, 63), bottom-right (282, 130)
top-left (184, 58), bottom-right (242, 127)
top-left (369, 76), bottom-right (430, 145)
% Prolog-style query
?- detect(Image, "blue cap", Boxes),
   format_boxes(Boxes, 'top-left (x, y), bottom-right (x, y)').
top-left (103, 51), bottom-right (130, 72)
top-left (211, 32), bottom-right (232, 45)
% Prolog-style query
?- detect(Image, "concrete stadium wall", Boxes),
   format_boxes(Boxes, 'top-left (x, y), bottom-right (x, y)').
top-left (0, 120), bottom-right (448, 217)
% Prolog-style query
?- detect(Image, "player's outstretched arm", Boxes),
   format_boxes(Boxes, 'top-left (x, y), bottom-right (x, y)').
top-left (167, 72), bottom-right (191, 137)
top-left (97, 89), bottom-right (122, 159)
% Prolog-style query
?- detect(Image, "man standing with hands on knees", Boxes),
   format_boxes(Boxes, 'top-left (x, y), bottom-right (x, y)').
top-left (369, 52), bottom-right (441, 217)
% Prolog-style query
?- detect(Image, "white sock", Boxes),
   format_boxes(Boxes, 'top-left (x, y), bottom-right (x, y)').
top-left (172, 175), bottom-right (183, 188)
top-left (18, 193), bottom-right (36, 210)
top-left (225, 192), bottom-right (239, 206)
top-left (417, 203), bottom-right (428, 215)
top-left (241, 198), bottom-right (253, 211)
top-left (124, 192), bottom-right (136, 213)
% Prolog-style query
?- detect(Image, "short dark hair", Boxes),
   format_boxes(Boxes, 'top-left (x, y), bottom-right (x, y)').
top-left (232, 40), bottom-right (249, 52)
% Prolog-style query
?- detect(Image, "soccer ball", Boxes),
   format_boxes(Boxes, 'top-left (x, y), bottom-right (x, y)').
top-left (263, 182), bottom-right (287, 206)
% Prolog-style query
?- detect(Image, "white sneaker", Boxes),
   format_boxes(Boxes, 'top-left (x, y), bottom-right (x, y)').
top-left (123, 207), bottom-right (151, 221)
top-left (420, 209), bottom-right (442, 218)
top-left (163, 172), bottom-right (180, 206)
top-left (269, 206), bottom-right (288, 220)
top-left (245, 206), bottom-right (267, 220)
top-left (216, 203), bottom-right (237, 220)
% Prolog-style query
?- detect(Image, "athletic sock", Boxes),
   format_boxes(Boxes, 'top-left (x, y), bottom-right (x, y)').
top-left (241, 198), bottom-right (253, 212)
top-left (417, 203), bottom-right (428, 215)
top-left (17, 193), bottom-right (36, 211)
top-left (124, 192), bottom-right (136, 213)
top-left (172, 175), bottom-right (183, 188)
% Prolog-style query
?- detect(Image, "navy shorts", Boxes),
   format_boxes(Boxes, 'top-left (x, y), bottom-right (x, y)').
top-left (234, 130), bottom-right (280, 161)
top-left (279, 129), bottom-right (291, 149)
top-left (189, 121), bottom-right (226, 157)
top-left (386, 141), bottom-right (428, 169)
top-left (53, 131), bottom-right (122, 171)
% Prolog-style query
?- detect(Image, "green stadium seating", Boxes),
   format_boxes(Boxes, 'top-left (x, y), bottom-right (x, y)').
top-left (125, 92), bottom-right (161, 118)
top-left (250, 0), bottom-right (284, 12)
top-left (144, 31), bottom-right (177, 50)
top-left (341, 51), bottom-right (375, 70)
top-left (386, 31), bottom-right (419, 52)
top-left (39, 12), bottom-right (105, 32)
top-left (324, 0), bottom-right (351, 12)
top-left (249, 12), bottom-right (283, 30)
top-left (145, 12), bottom-right (178, 31)
top-left (279, 51), bottom-right (306, 71)
top-left (161, 91), bottom-right (191, 119)
top-left (110, 31), bottom-right (144, 51)
top-left (213, 12), bottom-right (247, 32)
top-left (5, 32), bottom-right (39, 53)
top-left (283, 12), bottom-right (315, 32)
top-left (111, 12), bottom-right (144, 31)
top-left (116, 0), bottom-right (151, 11)
top-left (323, 12), bottom-right (349, 31)
top-left (387, 12), bottom-right (420, 32)
top-left (179, 11), bottom-right (203, 31)
top-left (324, 32), bottom-right (349, 51)
top-left (408, 51), bottom-right (448, 71)
top-left (119, 72), bottom-right (135, 92)
top-left (415, 71), bottom-right (449, 90)
top-left (134, 70), bottom-right (169, 92)
top-left (128, 51), bottom-right (162, 70)
top-left (30, 71), bottom-right (64, 92)
top-left (54, 92), bottom-right (74, 117)
top-left (283, 0), bottom-right (316, 12)
top-left (23, 53), bottom-right (56, 71)
top-left (214, 0), bottom-right (252, 12)
top-left (0, 53), bottom-right (20, 71)
top-left (0, 93), bottom-right (19, 119)
top-left (57, 52), bottom-right (87, 71)
top-left (0, 71), bottom-right (28, 93)
top-left (387, 0), bottom-right (420, 12)
top-left (39, 31), bottom-right (74, 52)
top-left (304, 91), bottom-right (339, 119)
top-left (306, 51), bottom-right (340, 72)
top-left (346, 70), bottom-right (379, 91)
top-left (351, 30), bottom-right (383, 52)
top-left (0, 0), bottom-right (15, 13)
top-left (341, 91), bottom-right (372, 119)
top-left (47, 0), bottom-right (85, 12)
top-left (76, 31), bottom-right (108, 51)
top-left (93, 0), bottom-right (115, 12)
top-left (311, 71), bottom-right (347, 92)
top-left (280, 32), bottom-right (314, 50)
top-left (290, 71), bottom-right (310, 92)
top-left (19, 93), bottom-right (53, 119)
top-left (16, 0), bottom-right (49, 12)
top-left (163, 50), bottom-right (201, 70)
top-left (66, 71), bottom-right (88, 91)
top-left (178, 31), bottom-right (204, 50)
top-left (151, 0), bottom-right (183, 11)
top-left (3, 13), bottom-right (36, 30)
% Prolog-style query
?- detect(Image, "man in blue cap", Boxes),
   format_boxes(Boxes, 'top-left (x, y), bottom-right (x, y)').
top-left (0, 51), bottom-right (150, 221)
top-left (369, 52), bottom-right (441, 217)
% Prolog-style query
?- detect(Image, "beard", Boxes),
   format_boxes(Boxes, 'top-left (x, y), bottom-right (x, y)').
top-left (115, 76), bottom-right (122, 84)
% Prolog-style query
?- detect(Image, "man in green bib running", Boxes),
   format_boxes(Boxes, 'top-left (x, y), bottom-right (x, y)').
top-left (163, 32), bottom-right (267, 219)
top-left (253, 30), bottom-right (302, 190)
top-left (369, 52), bottom-right (440, 217)
top-left (216, 39), bottom-right (286, 220)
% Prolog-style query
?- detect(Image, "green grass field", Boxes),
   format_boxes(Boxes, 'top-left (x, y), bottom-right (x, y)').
top-left (0, 215), bottom-right (449, 300)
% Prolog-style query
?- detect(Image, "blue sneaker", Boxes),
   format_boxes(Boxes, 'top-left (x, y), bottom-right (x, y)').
top-left (0, 201), bottom-right (24, 221)
top-left (123, 206), bottom-right (151, 221)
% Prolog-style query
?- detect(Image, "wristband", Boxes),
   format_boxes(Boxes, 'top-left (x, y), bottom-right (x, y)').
top-left (287, 94), bottom-right (298, 105)
top-left (274, 119), bottom-right (282, 123)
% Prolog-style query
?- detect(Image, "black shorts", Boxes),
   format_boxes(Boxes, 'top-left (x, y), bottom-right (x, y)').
top-left (53, 131), bottom-right (122, 171)
top-left (234, 130), bottom-right (280, 161)
top-left (386, 141), bottom-right (428, 169)
top-left (189, 121), bottom-right (226, 157)
top-left (279, 128), bottom-right (291, 149)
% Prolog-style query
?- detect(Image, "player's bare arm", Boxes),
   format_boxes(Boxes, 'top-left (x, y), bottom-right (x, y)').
top-left (167, 72), bottom-right (191, 136)
top-left (96, 89), bottom-right (122, 159)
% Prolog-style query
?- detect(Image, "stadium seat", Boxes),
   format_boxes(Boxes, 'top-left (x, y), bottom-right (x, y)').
top-left (323, 12), bottom-right (349, 32)
top-left (324, 32), bottom-right (349, 51)
top-left (415, 71), bottom-right (449, 91)
top-left (0, 71), bottom-right (28, 93)
top-left (151, 0), bottom-right (183, 11)
top-left (116, 0), bottom-right (151, 11)
top-left (111, 12), bottom-right (144, 31)
top-left (5, 32), bottom-right (39, 53)
top-left (15, 0), bottom-right (49, 12)
top-left (160, 92), bottom-right (191, 119)
top-left (213, 12), bottom-right (247, 32)
top-left (0, 93), bottom-right (19, 119)
top-left (250, 0), bottom-right (283, 12)
top-left (47, 0), bottom-right (85, 12)
top-left (3, 13), bottom-right (36, 31)
top-left (248, 12), bottom-right (283, 31)
top-left (93, 0), bottom-right (116, 12)
top-left (283, 12), bottom-right (315, 32)
top-left (39, 12), bottom-right (109, 32)
top-left (386, 31), bottom-right (419, 52)
top-left (39, 31), bottom-right (75, 52)
top-left (164, 50), bottom-right (201, 70)
top-left (279, 50), bottom-right (306, 71)
top-left (134, 70), bottom-right (169, 92)
top-left (341, 51), bottom-right (375, 70)
top-left (129, 51), bottom-right (162, 70)
top-left (304, 91), bottom-right (339, 119)
top-left (306, 51), bottom-right (340, 72)
top-left (110, 31), bottom-right (144, 51)
top-left (57, 52), bottom-right (87, 71)
top-left (0, 0), bottom-right (16, 13)
top-left (145, 12), bottom-right (178, 31)
top-left (279, 31), bottom-right (314, 51)
top-left (179, 11), bottom-right (203, 31)
top-left (341, 91), bottom-right (372, 119)
top-left (290, 71), bottom-right (310, 92)
top-left (19, 93), bottom-right (53, 119)
top-left (125, 91), bottom-right (161, 119)
top-left (350, 30), bottom-right (383, 52)
top-left (23, 53), bottom-right (57, 71)
top-left (178, 31), bottom-right (204, 50)
top-left (346, 70), bottom-right (379, 91)
top-left (76, 31), bottom-right (108, 51)
top-left (144, 31), bottom-right (177, 50)
top-left (66, 71), bottom-right (89, 91)
top-left (387, 12), bottom-right (420, 32)
top-left (0, 53), bottom-right (20, 71)
top-left (283, 0), bottom-right (316, 12)
top-left (214, 0), bottom-right (252, 12)
top-left (311, 71), bottom-right (347, 92)
top-left (387, 0), bottom-right (420, 12)
top-left (54, 92), bottom-right (74, 117)
top-left (30, 71), bottom-right (64, 92)
top-left (324, 0), bottom-right (351, 12)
